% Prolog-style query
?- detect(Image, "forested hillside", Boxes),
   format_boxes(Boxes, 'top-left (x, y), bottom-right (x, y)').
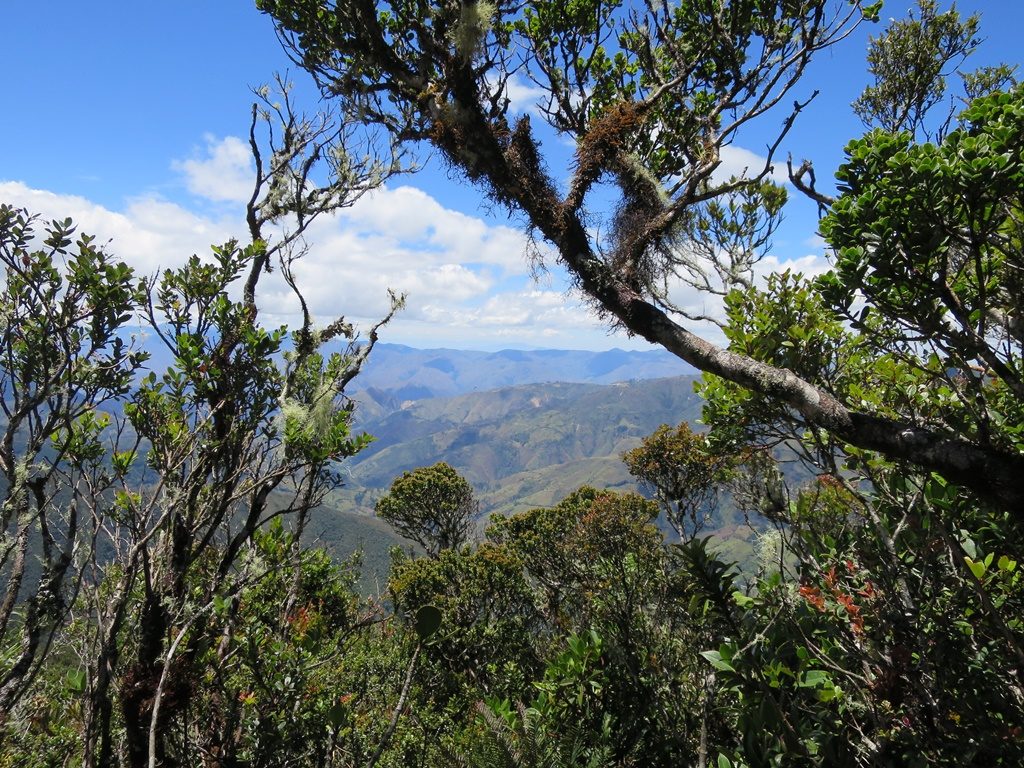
top-left (339, 376), bottom-right (702, 515)
top-left (317, 374), bottom-right (737, 591)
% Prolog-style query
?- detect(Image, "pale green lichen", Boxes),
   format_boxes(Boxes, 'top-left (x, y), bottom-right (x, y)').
top-left (450, 1), bottom-right (495, 60)
top-left (13, 456), bottom-right (30, 489)
top-left (620, 151), bottom-right (671, 207)
top-left (279, 374), bottom-right (339, 446)
top-left (755, 528), bottom-right (783, 573)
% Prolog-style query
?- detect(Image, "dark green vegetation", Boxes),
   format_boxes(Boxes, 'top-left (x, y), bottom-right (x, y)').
top-left (313, 372), bottom-right (766, 591)
top-left (376, 461), bottom-right (477, 556)
top-left (5, 0), bottom-right (1024, 765)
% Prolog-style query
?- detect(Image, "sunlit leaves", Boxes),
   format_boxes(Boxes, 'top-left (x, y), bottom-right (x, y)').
top-left (376, 462), bottom-right (477, 557)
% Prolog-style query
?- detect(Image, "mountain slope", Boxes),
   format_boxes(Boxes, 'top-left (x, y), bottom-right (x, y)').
top-left (325, 375), bottom-right (704, 519)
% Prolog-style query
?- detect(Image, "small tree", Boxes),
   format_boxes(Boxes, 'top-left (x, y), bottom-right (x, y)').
top-left (376, 462), bottom-right (477, 557)
top-left (1, 78), bottom-right (405, 767)
top-left (0, 206), bottom-right (144, 716)
top-left (623, 423), bottom-right (736, 540)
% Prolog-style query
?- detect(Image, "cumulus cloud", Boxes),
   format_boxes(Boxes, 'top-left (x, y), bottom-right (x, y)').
top-left (504, 74), bottom-right (548, 115)
top-left (754, 251), bottom-right (831, 281)
top-left (332, 185), bottom-right (530, 274)
top-left (0, 181), bottom-right (240, 276)
top-left (398, 287), bottom-right (611, 348)
top-left (713, 145), bottom-right (789, 186)
top-left (171, 135), bottom-right (255, 204)
top-left (1, 128), bottom-right (827, 353)
top-left (422, 289), bottom-right (594, 330)
top-left (0, 175), bottom-right (627, 349)
top-left (251, 184), bottom-right (540, 324)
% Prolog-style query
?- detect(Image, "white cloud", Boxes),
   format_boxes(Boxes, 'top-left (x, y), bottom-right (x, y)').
top-left (396, 286), bottom-right (616, 348)
top-left (333, 185), bottom-right (529, 274)
top-left (714, 145), bottom-right (789, 186)
top-left (3, 134), bottom-right (829, 354)
top-left (0, 181), bottom-right (239, 276)
top-left (505, 74), bottom-right (548, 115)
top-left (249, 186), bottom-right (528, 323)
top-left (754, 251), bottom-right (831, 281)
top-left (421, 289), bottom-right (594, 330)
top-left (172, 135), bottom-right (254, 204)
top-left (0, 175), bottom-right (626, 349)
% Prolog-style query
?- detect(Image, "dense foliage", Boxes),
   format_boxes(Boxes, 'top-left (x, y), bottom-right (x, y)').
top-left (376, 462), bottom-right (478, 557)
top-left (0, 79), bottom-right (403, 766)
top-left (3, 1), bottom-right (1024, 765)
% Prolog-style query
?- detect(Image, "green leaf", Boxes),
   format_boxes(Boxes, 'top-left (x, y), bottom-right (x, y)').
top-left (732, 590), bottom-right (754, 608)
top-left (818, 685), bottom-right (844, 702)
top-left (700, 650), bottom-right (735, 673)
top-left (959, 532), bottom-right (978, 560)
top-left (65, 669), bottom-right (87, 694)
top-left (327, 700), bottom-right (347, 729)
top-left (799, 669), bottom-right (829, 688)
top-left (414, 604), bottom-right (442, 640)
top-left (964, 556), bottom-right (986, 580)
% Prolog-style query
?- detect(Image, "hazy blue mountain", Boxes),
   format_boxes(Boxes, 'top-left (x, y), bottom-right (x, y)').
top-left (345, 343), bottom-right (696, 407)
top-left (138, 336), bottom-right (694, 416)
top-left (319, 371), bottom-right (766, 572)
top-left (117, 340), bottom-right (756, 569)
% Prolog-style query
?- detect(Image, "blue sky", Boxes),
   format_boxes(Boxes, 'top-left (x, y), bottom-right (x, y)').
top-left (2, 1), bottom-right (1021, 351)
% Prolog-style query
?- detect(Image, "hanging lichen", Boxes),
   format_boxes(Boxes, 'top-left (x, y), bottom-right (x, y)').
top-left (450, 0), bottom-right (495, 60)
top-left (279, 373), bottom-right (339, 453)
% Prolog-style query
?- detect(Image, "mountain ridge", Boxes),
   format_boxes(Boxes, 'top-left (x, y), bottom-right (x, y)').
top-left (327, 374), bottom-right (705, 520)
top-left (344, 342), bottom-right (697, 409)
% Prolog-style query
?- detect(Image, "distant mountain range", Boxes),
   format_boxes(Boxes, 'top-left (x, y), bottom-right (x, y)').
top-left (317, 369), bottom-right (765, 581)
top-left (141, 335), bottom-right (693, 393)
top-left (346, 343), bottom-right (696, 414)
top-left (308, 345), bottom-right (712, 582)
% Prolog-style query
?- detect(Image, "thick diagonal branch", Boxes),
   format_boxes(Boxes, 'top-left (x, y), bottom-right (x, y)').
top-left (432, 81), bottom-right (1024, 511)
